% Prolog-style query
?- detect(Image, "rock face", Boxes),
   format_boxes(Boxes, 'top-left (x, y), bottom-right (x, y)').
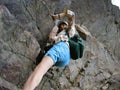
top-left (0, 0), bottom-right (120, 90)
top-left (0, 5), bottom-right (40, 90)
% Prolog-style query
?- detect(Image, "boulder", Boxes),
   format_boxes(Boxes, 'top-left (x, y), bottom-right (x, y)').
top-left (0, 5), bottom-right (40, 89)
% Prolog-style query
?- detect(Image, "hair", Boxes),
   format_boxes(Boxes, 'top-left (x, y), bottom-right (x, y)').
top-left (58, 20), bottom-right (68, 29)
top-left (57, 20), bottom-right (68, 34)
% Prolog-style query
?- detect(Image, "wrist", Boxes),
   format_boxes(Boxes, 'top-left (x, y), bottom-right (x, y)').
top-left (55, 36), bottom-right (61, 43)
top-left (57, 14), bottom-right (61, 19)
top-left (67, 10), bottom-right (75, 18)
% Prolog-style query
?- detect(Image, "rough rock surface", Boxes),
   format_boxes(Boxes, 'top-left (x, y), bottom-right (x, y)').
top-left (0, 5), bottom-right (40, 90)
top-left (0, 0), bottom-right (120, 90)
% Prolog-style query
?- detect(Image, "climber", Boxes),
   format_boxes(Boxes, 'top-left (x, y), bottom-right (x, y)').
top-left (23, 9), bottom-right (76, 90)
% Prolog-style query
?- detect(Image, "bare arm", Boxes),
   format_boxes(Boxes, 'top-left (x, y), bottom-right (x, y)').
top-left (50, 9), bottom-right (76, 39)
top-left (66, 10), bottom-right (75, 30)
top-left (49, 25), bottom-right (58, 41)
top-left (51, 9), bottom-right (75, 26)
top-left (49, 25), bottom-right (64, 43)
top-left (65, 10), bottom-right (76, 37)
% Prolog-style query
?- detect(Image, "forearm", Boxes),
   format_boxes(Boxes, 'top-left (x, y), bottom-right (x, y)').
top-left (53, 13), bottom-right (65, 19)
top-left (51, 9), bottom-right (75, 25)
top-left (49, 25), bottom-right (57, 39)
top-left (49, 25), bottom-right (63, 43)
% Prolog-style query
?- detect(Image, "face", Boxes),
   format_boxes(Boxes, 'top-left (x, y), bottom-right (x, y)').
top-left (60, 24), bottom-right (68, 30)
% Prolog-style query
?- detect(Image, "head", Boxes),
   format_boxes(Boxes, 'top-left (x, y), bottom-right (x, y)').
top-left (58, 20), bottom-right (68, 31)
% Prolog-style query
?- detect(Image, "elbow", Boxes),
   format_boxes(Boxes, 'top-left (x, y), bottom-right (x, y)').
top-left (49, 35), bottom-right (57, 42)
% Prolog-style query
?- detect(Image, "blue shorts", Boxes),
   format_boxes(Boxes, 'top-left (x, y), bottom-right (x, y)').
top-left (45, 41), bottom-right (70, 67)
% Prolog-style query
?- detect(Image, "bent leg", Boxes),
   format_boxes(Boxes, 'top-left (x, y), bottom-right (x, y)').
top-left (23, 56), bottom-right (54, 90)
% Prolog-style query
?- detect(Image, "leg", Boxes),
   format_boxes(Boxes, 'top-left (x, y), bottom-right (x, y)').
top-left (23, 56), bottom-right (54, 90)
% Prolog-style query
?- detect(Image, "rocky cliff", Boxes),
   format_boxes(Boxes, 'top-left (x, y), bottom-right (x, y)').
top-left (0, 0), bottom-right (120, 90)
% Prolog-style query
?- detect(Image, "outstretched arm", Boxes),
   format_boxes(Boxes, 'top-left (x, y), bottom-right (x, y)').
top-left (66, 9), bottom-right (75, 30)
top-left (51, 9), bottom-right (75, 26)
top-left (49, 25), bottom-right (59, 42)
top-left (51, 9), bottom-right (75, 20)
top-left (51, 9), bottom-right (75, 32)
top-left (65, 9), bottom-right (76, 37)
top-left (49, 24), bottom-right (68, 43)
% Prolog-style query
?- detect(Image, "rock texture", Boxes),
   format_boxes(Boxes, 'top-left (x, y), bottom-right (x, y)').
top-left (0, 0), bottom-right (120, 90)
top-left (0, 5), bottom-right (40, 90)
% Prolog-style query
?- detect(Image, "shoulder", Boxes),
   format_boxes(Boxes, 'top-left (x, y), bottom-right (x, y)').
top-left (52, 25), bottom-right (59, 32)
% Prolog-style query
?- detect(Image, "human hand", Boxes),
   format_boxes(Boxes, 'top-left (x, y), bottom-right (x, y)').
top-left (67, 10), bottom-right (74, 17)
top-left (55, 35), bottom-right (68, 43)
top-left (60, 35), bottom-right (68, 42)
top-left (50, 14), bottom-right (57, 21)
